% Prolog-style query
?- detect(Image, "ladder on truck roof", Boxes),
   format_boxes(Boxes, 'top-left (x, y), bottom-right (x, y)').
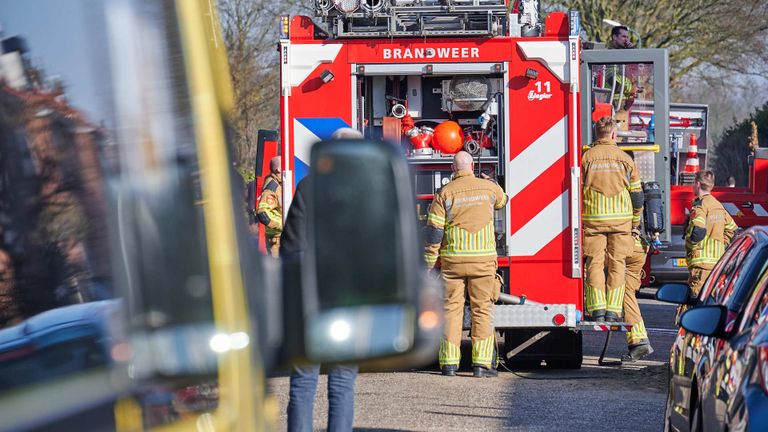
top-left (314, 0), bottom-right (510, 38)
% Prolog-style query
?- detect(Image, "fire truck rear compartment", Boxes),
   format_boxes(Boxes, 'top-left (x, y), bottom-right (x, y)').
top-left (357, 71), bottom-right (507, 253)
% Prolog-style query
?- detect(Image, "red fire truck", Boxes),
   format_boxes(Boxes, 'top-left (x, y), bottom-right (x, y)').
top-left (271, 0), bottom-right (674, 368)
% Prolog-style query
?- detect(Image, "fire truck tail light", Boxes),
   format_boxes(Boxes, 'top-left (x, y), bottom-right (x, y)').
top-left (334, 0), bottom-right (360, 13)
top-left (553, 314), bottom-right (566, 326)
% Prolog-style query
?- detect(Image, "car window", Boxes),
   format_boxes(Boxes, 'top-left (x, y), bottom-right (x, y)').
top-left (704, 236), bottom-right (768, 334)
top-left (739, 266), bottom-right (768, 332)
top-left (723, 247), bottom-right (768, 310)
top-left (701, 235), bottom-right (752, 303)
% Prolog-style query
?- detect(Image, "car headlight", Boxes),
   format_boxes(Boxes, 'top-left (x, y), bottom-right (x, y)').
top-left (334, 0), bottom-right (360, 13)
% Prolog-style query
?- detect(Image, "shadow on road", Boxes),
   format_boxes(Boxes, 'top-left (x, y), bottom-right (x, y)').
top-left (499, 360), bottom-right (668, 431)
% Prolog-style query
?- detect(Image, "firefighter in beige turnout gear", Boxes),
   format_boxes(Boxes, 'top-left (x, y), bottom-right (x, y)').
top-left (684, 170), bottom-right (738, 296)
top-left (425, 151), bottom-right (508, 378)
top-left (257, 156), bottom-right (283, 257)
top-left (622, 230), bottom-right (654, 360)
top-left (582, 117), bottom-right (643, 322)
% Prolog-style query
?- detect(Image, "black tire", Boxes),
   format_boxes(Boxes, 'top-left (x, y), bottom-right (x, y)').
top-left (505, 358), bottom-right (542, 370)
top-left (545, 331), bottom-right (583, 369)
top-left (502, 328), bottom-right (582, 370)
top-left (546, 356), bottom-right (582, 369)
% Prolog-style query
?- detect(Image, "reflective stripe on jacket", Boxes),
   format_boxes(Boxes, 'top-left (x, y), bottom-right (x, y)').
top-left (581, 138), bottom-right (642, 228)
top-left (257, 173), bottom-right (282, 236)
top-left (685, 194), bottom-right (738, 269)
top-left (424, 170), bottom-right (508, 267)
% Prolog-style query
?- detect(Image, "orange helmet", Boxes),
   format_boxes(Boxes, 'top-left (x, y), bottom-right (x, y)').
top-left (432, 121), bottom-right (463, 154)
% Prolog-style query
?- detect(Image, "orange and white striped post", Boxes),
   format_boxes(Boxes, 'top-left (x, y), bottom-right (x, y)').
top-left (680, 133), bottom-right (699, 185)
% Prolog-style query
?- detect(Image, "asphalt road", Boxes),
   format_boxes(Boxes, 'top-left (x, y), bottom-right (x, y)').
top-left (268, 287), bottom-right (678, 431)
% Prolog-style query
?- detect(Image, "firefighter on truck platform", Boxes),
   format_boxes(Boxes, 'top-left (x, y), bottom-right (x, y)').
top-left (582, 116), bottom-right (644, 322)
top-left (257, 156), bottom-right (283, 257)
top-left (424, 151), bottom-right (508, 378)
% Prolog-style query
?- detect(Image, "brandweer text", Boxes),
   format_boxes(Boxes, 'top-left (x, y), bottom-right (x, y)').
top-left (382, 47), bottom-right (481, 60)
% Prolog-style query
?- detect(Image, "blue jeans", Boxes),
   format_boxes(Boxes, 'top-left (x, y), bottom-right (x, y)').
top-left (287, 364), bottom-right (358, 432)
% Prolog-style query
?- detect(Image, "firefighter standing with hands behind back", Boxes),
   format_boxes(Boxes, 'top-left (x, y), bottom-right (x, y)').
top-left (684, 170), bottom-right (738, 296)
top-left (256, 156), bottom-right (283, 257)
top-left (582, 116), bottom-right (644, 322)
top-left (425, 151), bottom-right (508, 378)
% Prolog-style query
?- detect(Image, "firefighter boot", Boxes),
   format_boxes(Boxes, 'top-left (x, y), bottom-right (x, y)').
top-left (473, 365), bottom-right (498, 378)
top-left (473, 340), bottom-right (498, 378)
top-left (589, 310), bottom-right (606, 322)
top-left (473, 345), bottom-right (498, 378)
top-left (441, 365), bottom-right (458, 376)
top-left (622, 341), bottom-right (654, 362)
top-left (604, 311), bottom-right (622, 322)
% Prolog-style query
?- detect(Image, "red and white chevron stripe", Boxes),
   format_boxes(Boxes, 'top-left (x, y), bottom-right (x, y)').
top-left (503, 40), bottom-right (581, 307)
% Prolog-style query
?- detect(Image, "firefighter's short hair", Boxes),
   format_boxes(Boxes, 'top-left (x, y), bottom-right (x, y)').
top-left (611, 26), bottom-right (629, 37)
top-left (695, 170), bottom-right (715, 191)
top-left (595, 116), bottom-right (616, 138)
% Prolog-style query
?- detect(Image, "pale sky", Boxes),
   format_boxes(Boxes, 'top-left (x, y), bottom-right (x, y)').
top-left (0, 0), bottom-right (110, 126)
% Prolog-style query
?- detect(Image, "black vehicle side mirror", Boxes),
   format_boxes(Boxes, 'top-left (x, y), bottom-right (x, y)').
top-left (110, 163), bottom-right (218, 378)
top-left (300, 139), bottom-right (442, 369)
top-left (655, 283), bottom-right (694, 305)
top-left (680, 305), bottom-right (727, 338)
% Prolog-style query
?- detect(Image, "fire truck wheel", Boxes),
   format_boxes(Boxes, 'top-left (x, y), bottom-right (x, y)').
top-left (505, 358), bottom-right (542, 370)
top-left (545, 331), bottom-right (583, 369)
top-left (503, 329), bottom-right (582, 370)
top-left (545, 356), bottom-right (582, 369)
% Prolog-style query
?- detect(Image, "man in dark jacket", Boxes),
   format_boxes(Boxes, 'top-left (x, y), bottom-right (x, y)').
top-left (283, 127), bottom-right (362, 432)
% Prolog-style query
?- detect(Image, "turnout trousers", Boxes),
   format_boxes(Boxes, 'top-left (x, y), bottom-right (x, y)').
top-left (624, 238), bottom-right (649, 346)
top-left (439, 260), bottom-right (497, 368)
top-left (583, 224), bottom-right (634, 317)
top-left (677, 266), bottom-right (713, 323)
top-left (688, 266), bottom-right (711, 297)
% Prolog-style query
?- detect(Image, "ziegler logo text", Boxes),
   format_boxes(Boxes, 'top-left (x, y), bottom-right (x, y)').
top-left (528, 81), bottom-right (553, 101)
